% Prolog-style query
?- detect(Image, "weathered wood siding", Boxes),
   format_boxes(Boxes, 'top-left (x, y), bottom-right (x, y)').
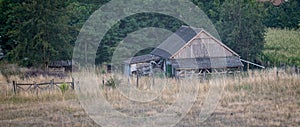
top-left (173, 32), bottom-right (234, 59)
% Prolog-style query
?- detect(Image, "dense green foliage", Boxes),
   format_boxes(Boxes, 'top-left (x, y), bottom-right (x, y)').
top-left (96, 13), bottom-right (185, 64)
top-left (0, 0), bottom-right (299, 67)
top-left (263, 0), bottom-right (300, 29)
top-left (218, 0), bottom-right (266, 62)
top-left (0, 0), bottom-right (108, 67)
top-left (263, 28), bottom-right (300, 66)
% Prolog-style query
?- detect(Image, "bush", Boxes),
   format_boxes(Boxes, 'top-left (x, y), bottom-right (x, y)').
top-left (101, 69), bottom-right (106, 74)
top-left (104, 76), bottom-right (120, 88)
top-left (59, 83), bottom-right (69, 94)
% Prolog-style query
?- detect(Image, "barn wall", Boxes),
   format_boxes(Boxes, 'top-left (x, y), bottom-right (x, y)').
top-left (173, 33), bottom-right (234, 59)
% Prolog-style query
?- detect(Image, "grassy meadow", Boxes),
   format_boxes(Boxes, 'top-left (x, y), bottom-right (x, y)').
top-left (0, 68), bottom-right (299, 126)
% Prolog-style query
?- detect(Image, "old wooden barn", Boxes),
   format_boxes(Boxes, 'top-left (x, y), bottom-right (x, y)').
top-left (124, 26), bottom-right (243, 78)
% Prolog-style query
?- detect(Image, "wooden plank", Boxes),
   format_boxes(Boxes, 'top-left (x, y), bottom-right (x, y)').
top-left (36, 82), bottom-right (51, 85)
top-left (25, 85), bottom-right (33, 91)
top-left (71, 78), bottom-right (75, 90)
top-left (54, 82), bottom-right (73, 84)
top-left (16, 83), bottom-right (35, 86)
top-left (199, 30), bottom-right (240, 57)
top-left (240, 59), bottom-right (265, 69)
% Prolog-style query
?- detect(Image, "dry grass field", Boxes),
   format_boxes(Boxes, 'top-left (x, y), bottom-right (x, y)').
top-left (0, 68), bottom-right (299, 127)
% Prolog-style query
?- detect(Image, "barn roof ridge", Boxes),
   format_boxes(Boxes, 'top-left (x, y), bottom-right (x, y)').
top-left (151, 25), bottom-right (203, 58)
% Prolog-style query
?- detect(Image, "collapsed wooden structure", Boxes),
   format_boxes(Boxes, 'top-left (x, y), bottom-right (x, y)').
top-left (47, 60), bottom-right (72, 72)
top-left (124, 26), bottom-right (243, 78)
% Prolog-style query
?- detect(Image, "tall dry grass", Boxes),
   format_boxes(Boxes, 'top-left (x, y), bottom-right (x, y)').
top-left (0, 68), bottom-right (299, 126)
top-left (97, 68), bottom-right (300, 126)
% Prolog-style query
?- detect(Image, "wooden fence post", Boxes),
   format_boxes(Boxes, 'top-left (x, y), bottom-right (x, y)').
top-left (50, 79), bottom-right (54, 90)
top-left (136, 74), bottom-right (139, 88)
top-left (13, 81), bottom-right (16, 95)
top-left (71, 78), bottom-right (75, 90)
top-left (102, 79), bottom-right (105, 88)
top-left (152, 74), bottom-right (155, 90)
top-left (34, 82), bottom-right (38, 96)
top-left (276, 68), bottom-right (279, 81)
top-left (233, 71), bottom-right (236, 81)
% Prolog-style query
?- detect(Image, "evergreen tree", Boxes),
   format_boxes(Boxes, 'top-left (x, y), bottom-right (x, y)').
top-left (263, 0), bottom-right (300, 29)
top-left (191, 0), bottom-right (225, 24)
top-left (0, 0), bottom-right (25, 58)
top-left (1, 0), bottom-right (74, 67)
top-left (218, 0), bottom-right (266, 62)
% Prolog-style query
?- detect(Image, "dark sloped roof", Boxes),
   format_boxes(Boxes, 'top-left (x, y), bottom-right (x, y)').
top-left (171, 56), bottom-right (243, 69)
top-left (124, 54), bottom-right (160, 64)
top-left (151, 25), bottom-right (202, 58)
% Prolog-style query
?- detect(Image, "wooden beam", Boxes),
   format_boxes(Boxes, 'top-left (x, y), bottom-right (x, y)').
top-left (240, 59), bottom-right (265, 69)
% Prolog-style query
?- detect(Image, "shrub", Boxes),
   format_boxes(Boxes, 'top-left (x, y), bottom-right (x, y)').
top-left (101, 69), bottom-right (106, 74)
top-left (59, 83), bottom-right (69, 94)
top-left (104, 76), bottom-right (120, 88)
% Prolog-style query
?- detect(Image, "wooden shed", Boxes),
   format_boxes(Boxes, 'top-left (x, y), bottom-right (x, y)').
top-left (124, 54), bottom-right (160, 76)
top-left (124, 26), bottom-right (243, 77)
top-left (48, 60), bottom-right (72, 72)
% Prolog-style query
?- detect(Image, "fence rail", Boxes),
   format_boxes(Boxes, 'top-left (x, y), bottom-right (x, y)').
top-left (12, 78), bottom-right (74, 95)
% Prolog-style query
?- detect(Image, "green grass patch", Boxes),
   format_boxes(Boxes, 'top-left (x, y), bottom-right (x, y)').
top-left (263, 28), bottom-right (300, 66)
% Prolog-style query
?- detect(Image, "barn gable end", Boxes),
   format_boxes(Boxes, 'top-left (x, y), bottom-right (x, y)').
top-left (171, 30), bottom-right (239, 59)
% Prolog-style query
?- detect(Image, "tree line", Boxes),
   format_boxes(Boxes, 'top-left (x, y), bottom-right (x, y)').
top-left (0, 0), bottom-right (299, 68)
